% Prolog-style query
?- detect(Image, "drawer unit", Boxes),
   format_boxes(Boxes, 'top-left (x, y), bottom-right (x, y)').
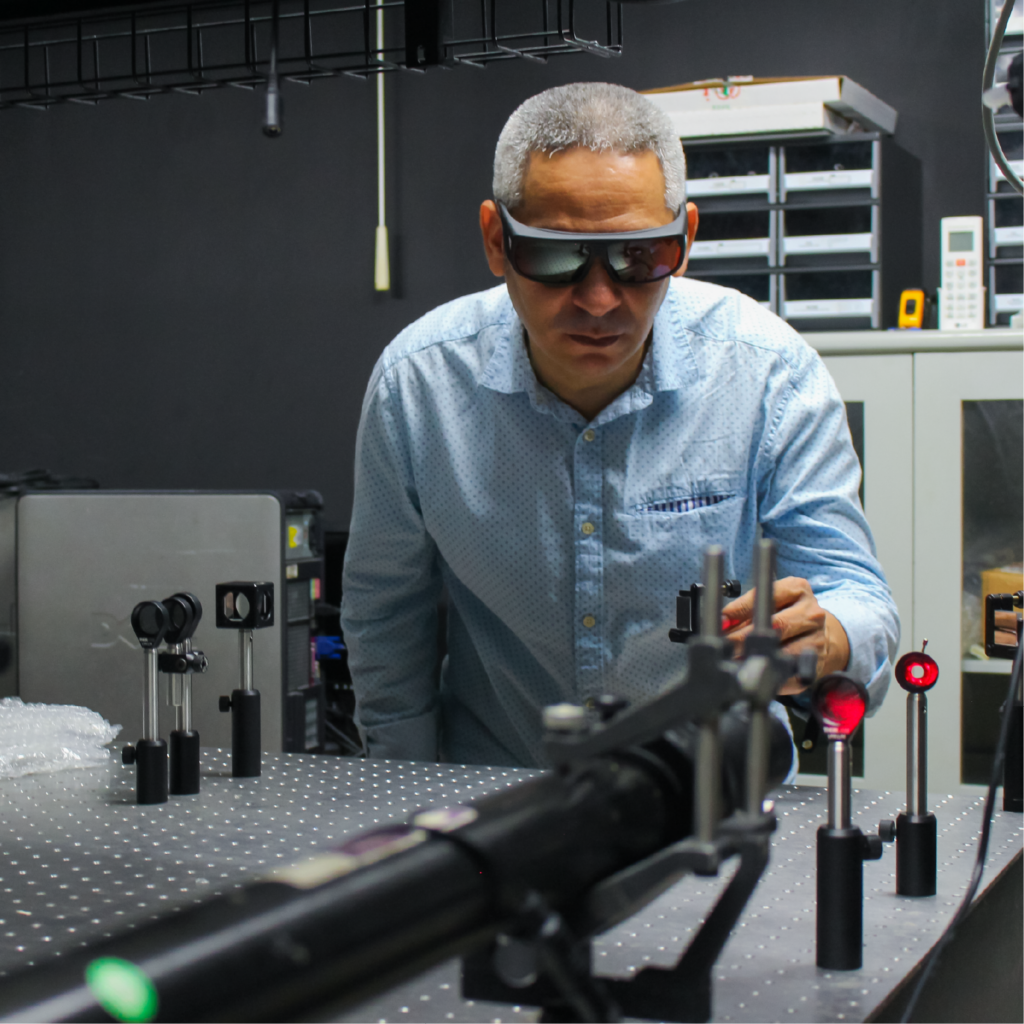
top-left (682, 132), bottom-right (920, 329)
top-left (990, 260), bottom-right (1024, 324)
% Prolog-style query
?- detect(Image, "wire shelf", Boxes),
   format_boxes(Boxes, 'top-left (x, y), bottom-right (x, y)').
top-left (0, 0), bottom-right (622, 109)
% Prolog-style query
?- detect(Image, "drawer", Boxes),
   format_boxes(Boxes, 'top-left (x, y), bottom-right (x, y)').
top-left (689, 210), bottom-right (771, 261)
top-left (782, 269), bottom-right (874, 320)
top-left (686, 145), bottom-right (772, 199)
top-left (782, 205), bottom-right (874, 258)
top-left (782, 140), bottom-right (874, 195)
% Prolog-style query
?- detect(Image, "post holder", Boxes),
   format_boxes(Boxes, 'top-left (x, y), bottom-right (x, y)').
top-left (812, 674), bottom-right (894, 970)
top-left (123, 601), bottom-right (171, 805)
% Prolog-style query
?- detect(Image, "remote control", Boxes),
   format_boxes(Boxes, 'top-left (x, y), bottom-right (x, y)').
top-left (938, 215), bottom-right (985, 329)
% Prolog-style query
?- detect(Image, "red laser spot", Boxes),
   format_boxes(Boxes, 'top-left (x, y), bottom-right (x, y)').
top-left (894, 652), bottom-right (939, 693)
top-left (813, 675), bottom-right (867, 740)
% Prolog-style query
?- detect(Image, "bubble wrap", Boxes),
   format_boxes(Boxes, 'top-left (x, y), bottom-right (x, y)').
top-left (0, 697), bottom-right (121, 779)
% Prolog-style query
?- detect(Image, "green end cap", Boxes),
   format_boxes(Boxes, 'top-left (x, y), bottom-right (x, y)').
top-left (85, 957), bottom-right (158, 1023)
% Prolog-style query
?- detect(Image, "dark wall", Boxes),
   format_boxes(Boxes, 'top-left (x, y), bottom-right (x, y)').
top-left (0, 0), bottom-right (987, 529)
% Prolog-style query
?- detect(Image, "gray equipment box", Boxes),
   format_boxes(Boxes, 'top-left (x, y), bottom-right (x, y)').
top-left (0, 490), bottom-right (325, 754)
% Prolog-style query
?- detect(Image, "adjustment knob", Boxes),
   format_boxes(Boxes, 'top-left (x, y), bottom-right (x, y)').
top-left (219, 696), bottom-right (232, 713)
top-left (542, 703), bottom-right (587, 733)
top-left (121, 745), bottom-right (136, 765)
top-left (878, 819), bottom-right (896, 843)
top-left (861, 833), bottom-right (884, 860)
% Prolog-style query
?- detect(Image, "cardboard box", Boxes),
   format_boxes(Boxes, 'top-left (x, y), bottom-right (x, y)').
top-left (643, 76), bottom-right (897, 140)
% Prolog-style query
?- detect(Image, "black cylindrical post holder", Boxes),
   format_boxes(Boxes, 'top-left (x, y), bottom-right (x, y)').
top-left (895, 813), bottom-right (937, 896)
top-left (816, 828), bottom-right (865, 970)
top-left (229, 689), bottom-right (261, 778)
top-left (169, 730), bottom-right (201, 795)
top-left (133, 738), bottom-right (168, 805)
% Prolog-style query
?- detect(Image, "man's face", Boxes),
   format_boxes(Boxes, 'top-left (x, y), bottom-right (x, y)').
top-left (480, 147), bottom-right (697, 415)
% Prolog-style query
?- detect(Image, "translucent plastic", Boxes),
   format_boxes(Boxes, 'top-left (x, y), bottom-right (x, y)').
top-left (0, 697), bottom-right (121, 779)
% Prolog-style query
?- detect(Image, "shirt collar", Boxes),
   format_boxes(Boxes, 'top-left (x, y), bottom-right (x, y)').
top-left (479, 281), bottom-right (700, 422)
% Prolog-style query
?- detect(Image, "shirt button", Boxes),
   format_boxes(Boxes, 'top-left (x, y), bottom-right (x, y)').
top-left (583, 429), bottom-right (596, 442)
top-left (582, 615), bottom-right (596, 628)
top-left (581, 521), bottom-right (595, 535)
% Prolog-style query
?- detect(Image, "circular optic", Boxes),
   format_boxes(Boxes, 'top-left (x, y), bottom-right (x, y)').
top-left (812, 673), bottom-right (868, 740)
top-left (895, 651), bottom-right (939, 692)
top-left (84, 957), bottom-right (158, 1023)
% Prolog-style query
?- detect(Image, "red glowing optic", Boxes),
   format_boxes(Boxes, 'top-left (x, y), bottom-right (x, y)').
top-left (812, 673), bottom-right (868, 741)
top-left (895, 652), bottom-right (939, 692)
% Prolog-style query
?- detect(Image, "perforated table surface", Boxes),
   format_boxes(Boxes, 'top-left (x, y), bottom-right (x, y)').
top-left (0, 751), bottom-right (1020, 1023)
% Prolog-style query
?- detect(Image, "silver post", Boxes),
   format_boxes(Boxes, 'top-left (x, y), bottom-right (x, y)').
top-left (696, 720), bottom-right (722, 841)
top-left (181, 638), bottom-right (193, 731)
top-left (168, 641), bottom-right (184, 732)
top-left (753, 539), bottom-right (776, 632)
top-left (240, 630), bottom-right (254, 691)
top-left (907, 692), bottom-right (927, 816)
top-left (827, 739), bottom-right (851, 829)
top-left (143, 648), bottom-right (159, 741)
top-left (746, 708), bottom-right (769, 816)
top-left (701, 546), bottom-right (725, 641)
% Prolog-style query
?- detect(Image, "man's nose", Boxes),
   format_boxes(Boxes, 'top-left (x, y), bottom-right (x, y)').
top-left (571, 258), bottom-right (622, 318)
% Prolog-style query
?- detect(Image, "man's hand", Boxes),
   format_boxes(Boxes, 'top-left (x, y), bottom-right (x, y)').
top-left (721, 577), bottom-right (850, 695)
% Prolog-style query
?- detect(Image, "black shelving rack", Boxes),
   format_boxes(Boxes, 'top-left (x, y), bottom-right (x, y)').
top-left (0, 0), bottom-right (622, 110)
top-left (985, 1), bottom-right (1024, 326)
top-left (682, 131), bottom-right (921, 332)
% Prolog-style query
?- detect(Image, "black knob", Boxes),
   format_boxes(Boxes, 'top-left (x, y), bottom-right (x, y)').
top-left (797, 648), bottom-right (818, 687)
top-left (122, 745), bottom-right (136, 765)
top-left (861, 833), bottom-right (884, 860)
top-left (878, 819), bottom-right (896, 843)
top-left (219, 696), bottom-right (232, 712)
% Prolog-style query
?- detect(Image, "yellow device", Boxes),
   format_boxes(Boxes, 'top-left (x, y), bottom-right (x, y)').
top-left (898, 289), bottom-right (926, 328)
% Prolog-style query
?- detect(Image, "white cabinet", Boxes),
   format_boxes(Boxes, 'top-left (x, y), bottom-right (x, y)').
top-left (803, 329), bottom-right (1023, 793)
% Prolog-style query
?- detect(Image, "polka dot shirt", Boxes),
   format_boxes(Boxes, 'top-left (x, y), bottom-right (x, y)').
top-left (341, 277), bottom-right (899, 769)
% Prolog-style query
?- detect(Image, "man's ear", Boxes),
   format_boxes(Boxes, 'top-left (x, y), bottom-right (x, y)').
top-left (674, 201), bottom-right (699, 277)
top-left (480, 200), bottom-right (507, 279)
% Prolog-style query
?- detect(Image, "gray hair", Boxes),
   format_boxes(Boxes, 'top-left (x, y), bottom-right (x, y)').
top-left (493, 82), bottom-right (686, 213)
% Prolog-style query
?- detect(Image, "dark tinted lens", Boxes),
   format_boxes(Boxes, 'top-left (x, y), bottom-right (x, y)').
top-left (511, 239), bottom-right (590, 284)
top-left (607, 237), bottom-right (683, 283)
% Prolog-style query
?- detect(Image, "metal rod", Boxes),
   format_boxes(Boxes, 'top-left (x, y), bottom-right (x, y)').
top-left (827, 740), bottom-right (850, 829)
top-left (753, 539), bottom-right (776, 632)
top-left (240, 629), bottom-right (254, 691)
top-left (143, 648), bottom-right (159, 741)
top-left (700, 545), bottom-right (724, 641)
top-left (745, 708), bottom-right (768, 816)
top-left (907, 692), bottom-right (927, 816)
top-left (168, 639), bottom-right (184, 730)
top-left (182, 638), bottom-right (194, 731)
top-left (695, 720), bottom-right (721, 841)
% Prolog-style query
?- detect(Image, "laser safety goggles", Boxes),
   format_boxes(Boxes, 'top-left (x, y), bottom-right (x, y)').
top-left (498, 201), bottom-right (688, 286)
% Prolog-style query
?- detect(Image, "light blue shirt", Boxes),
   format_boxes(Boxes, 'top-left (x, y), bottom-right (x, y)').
top-left (341, 278), bottom-right (900, 768)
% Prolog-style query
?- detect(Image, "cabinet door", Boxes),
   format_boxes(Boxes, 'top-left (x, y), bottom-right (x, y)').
top-left (914, 351), bottom-right (1024, 792)
top-left (819, 355), bottom-right (914, 789)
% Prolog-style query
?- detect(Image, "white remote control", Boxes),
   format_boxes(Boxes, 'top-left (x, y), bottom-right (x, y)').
top-left (938, 215), bottom-right (985, 330)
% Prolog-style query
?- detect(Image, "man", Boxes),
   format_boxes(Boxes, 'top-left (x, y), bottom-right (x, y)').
top-left (341, 82), bottom-right (899, 767)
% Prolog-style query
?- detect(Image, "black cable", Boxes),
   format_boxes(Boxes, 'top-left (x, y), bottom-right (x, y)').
top-left (899, 637), bottom-right (1023, 1022)
top-left (982, 0), bottom-right (1024, 195)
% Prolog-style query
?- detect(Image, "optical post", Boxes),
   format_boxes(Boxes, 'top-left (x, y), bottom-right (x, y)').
top-left (813, 674), bottom-right (894, 970)
top-left (217, 582), bottom-right (274, 778)
top-left (160, 593), bottom-right (209, 796)
top-left (893, 644), bottom-right (940, 897)
top-left (122, 600), bottom-right (171, 805)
